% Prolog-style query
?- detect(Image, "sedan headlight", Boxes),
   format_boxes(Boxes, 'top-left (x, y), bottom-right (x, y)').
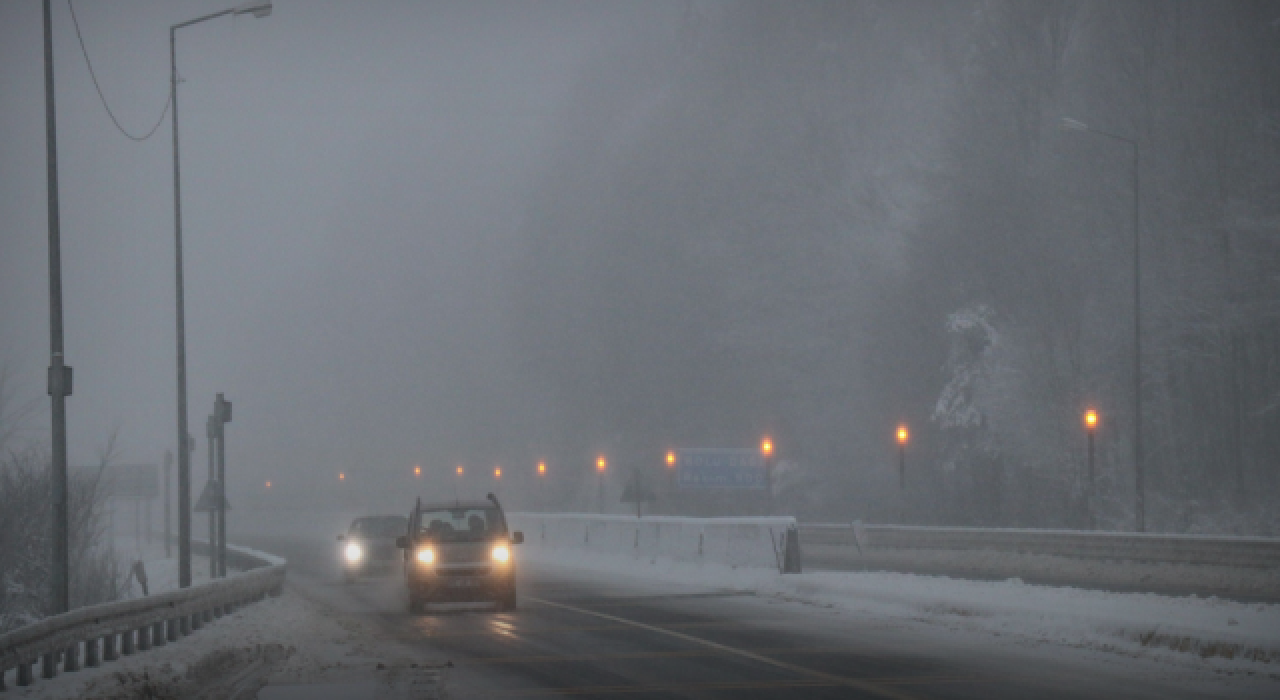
top-left (491, 545), bottom-right (510, 563)
top-left (417, 548), bottom-right (435, 564)
top-left (344, 542), bottom-right (363, 562)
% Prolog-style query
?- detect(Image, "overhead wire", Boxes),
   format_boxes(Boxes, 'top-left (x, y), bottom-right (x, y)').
top-left (67, 0), bottom-right (170, 142)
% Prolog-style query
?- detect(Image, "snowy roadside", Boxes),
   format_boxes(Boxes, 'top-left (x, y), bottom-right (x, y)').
top-left (1, 579), bottom-right (442, 699)
top-left (111, 535), bottom-right (212, 598)
top-left (526, 548), bottom-right (1280, 676)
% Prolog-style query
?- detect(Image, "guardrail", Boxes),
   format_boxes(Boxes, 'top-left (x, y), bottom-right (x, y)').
top-left (510, 513), bottom-right (797, 570)
top-left (0, 541), bottom-right (284, 692)
top-left (800, 523), bottom-right (1280, 598)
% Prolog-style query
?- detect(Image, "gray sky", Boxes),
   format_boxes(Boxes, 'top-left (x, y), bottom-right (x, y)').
top-left (0, 1), bottom-right (681, 498)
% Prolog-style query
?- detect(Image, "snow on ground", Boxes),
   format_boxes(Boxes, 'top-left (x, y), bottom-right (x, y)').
top-left (526, 547), bottom-right (1280, 676)
top-left (111, 535), bottom-right (212, 598)
top-left (1, 578), bottom-right (439, 699)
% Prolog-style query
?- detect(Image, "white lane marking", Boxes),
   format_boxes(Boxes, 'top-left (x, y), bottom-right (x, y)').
top-left (528, 596), bottom-right (920, 700)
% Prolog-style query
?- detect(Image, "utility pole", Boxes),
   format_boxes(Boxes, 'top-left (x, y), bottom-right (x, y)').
top-left (164, 450), bottom-right (173, 558)
top-left (43, 0), bottom-right (72, 616)
top-left (206, 414), bottom-right (216, 579)
top-left (215, 393), bottom-right (231, 578)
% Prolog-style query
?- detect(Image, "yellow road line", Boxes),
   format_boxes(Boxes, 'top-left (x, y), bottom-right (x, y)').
top-left (528, 596), bottom-right (921, 700)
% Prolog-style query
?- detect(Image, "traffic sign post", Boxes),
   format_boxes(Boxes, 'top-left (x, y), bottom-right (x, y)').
top-left (621, 469), bottom-right (657, 518)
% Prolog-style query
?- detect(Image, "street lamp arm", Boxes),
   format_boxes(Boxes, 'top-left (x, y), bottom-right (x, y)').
top-left (171, 8), bottom-right (235, 32)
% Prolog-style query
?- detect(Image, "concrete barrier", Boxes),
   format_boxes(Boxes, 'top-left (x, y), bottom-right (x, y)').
top-left (509, 513), bottom-right (795, 570)
top-left (800, 524), bottom-right (1280, 599)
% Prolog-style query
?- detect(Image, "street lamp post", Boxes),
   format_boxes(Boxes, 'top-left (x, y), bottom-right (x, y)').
top-left (596, 456), bottom-right (607, 514)
top-left (760, 438), bottom-right (775, 515)
top-left (896, 425), bottom-right (908, 522)
top-left (169, 0), bottom-right (271, 588)
top-left (537, 461), bottom-right (547, 510)
top-left (1060, 116), bottom-right (1144, 532)
top-left (1084, 409), bottom-right (1098, 530)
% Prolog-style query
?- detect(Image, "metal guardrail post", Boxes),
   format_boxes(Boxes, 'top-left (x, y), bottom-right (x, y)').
top-left (122, 629), bottom-right (136, 655)
top-left (137, 625), bottom-right (151, 651)
top-left (104, 632), bottom-right (119, 661)
top-left (85, 637), bottom-right (100, 667)
top-left (18, 662), bottom-right (32, 686)
top-left (63, 643), bottom-right (79, 671)
top-left (40, 651), bottom-right (55, 679)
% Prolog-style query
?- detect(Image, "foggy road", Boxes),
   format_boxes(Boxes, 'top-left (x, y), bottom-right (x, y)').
top-left (236, 535), bottom-right (1270, 700)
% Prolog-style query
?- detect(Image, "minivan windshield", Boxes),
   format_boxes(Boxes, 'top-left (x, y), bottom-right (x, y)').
top-left (415, 507), bottom-right (505, 542)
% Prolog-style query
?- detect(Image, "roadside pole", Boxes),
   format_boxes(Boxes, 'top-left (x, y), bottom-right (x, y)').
top-left (215, 393), bottom-right (232, 578)
top-left (43, 0), bottom-right (73, 617)
top-left (206, 414), bottom-right (216, 579)
top-left (164, 450), bottom-right (173, 558)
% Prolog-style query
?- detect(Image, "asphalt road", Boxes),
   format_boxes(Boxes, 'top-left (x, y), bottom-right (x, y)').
top-left (237, 534), bottom-right (1273, 700)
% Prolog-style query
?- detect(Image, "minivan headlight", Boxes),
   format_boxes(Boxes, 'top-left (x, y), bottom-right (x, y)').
top-left (491, 545), bottom-right (510, 563)
top-left (344, 542), bottom-right (363, 562)
top-left (417, 548), bottom-right (435, 564)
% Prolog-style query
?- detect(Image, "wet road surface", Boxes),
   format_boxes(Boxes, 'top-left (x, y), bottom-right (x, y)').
top-left (238, 534), bottom-right (1274, 699)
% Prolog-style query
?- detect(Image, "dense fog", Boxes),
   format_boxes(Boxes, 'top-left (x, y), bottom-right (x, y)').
top-left (2, 1), bottom-right (1279, 545)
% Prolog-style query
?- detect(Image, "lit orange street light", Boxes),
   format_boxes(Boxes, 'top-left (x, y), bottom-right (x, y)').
top-left (761, 437), bottom-right (776, 514)
top-left (538, 461), bottom-right (547, 475)
top-left (414, 465), bottom-right (422, 477)
top-left (339, 472), bottom-right (345, 481)
top-left (265, 480), bottom-right (271, 489)
top-left (494, 467), bottom-right (502, 480)
top-left (595, 455), bottom-right (607, 514)
top-left (895, 424), bottom-right (908, 497)
top-left (456, 465), bottom-right (464, 476)
top-left (1084, 409), bottom-right (1099, 529)
top-left (666, 450), bottom-right (676, 468)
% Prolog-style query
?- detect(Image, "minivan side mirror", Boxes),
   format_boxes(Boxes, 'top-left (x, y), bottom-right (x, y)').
top-left (336, 534), bottom-right (345, 542)
top-left (511, 531), bottom-right (524, 545)
top-left (395, 535), bottom-right (408, 549)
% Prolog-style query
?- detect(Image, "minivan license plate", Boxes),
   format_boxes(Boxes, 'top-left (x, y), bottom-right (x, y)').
top-left (448, 578), bottom-right (479, 588)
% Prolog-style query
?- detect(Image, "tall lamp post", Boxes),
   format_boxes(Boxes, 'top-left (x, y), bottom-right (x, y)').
top-left (596, 456), bottom-right (607, 514)
top-left (170, 0), bottom-right (271, 588)
top-left (896, 424), bottom-right (908, 522)
top-left (1060, 116), bottom-right (1144, 532)
top-left (1083, 409), bottom-right (1098, 530)
top-left (760, 437), bottom-right (775, 515)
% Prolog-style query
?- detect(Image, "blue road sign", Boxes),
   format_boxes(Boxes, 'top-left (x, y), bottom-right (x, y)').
top-left (675, 448), bottom-right (766, 490)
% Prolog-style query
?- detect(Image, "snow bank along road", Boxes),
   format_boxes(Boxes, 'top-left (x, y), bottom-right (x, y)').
top-left (12, 530), bottom-right (1261, 699)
